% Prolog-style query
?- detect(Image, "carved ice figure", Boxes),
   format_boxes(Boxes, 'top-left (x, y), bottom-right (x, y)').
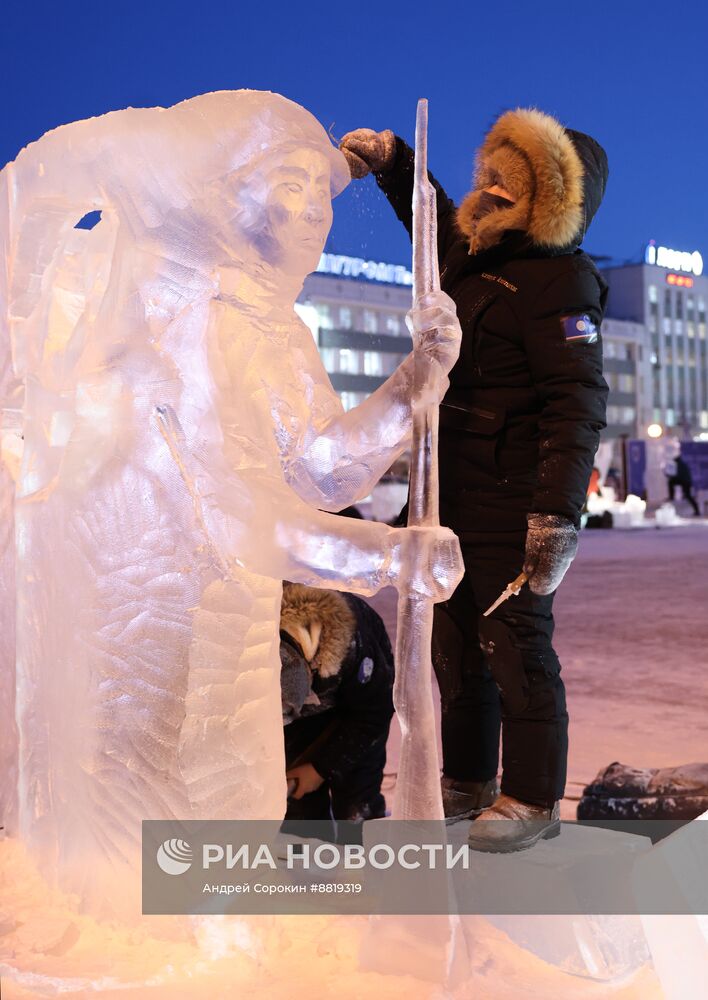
top-left (0, 90), bottom-right (461, 912)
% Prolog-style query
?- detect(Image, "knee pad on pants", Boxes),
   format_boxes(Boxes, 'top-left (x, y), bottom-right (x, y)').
top-left (477, 616), bottom-right (529, 715)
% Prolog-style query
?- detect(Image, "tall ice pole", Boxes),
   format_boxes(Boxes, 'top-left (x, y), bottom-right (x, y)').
top-left (391, 99), bottom-right (444, 820)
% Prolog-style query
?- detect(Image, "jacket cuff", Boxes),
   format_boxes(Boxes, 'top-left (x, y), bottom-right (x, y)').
top-left (374, 136), bottom-right (410, 178)
top-left (529, 499), bottom-right (582, 529)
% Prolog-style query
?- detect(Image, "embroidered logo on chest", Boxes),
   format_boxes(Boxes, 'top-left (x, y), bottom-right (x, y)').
top-left (481, 273), bottom-right (518, 293)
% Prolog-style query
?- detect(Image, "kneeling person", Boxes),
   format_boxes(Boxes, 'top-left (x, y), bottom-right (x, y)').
top-left (280, 582), bottom-right (394, 824)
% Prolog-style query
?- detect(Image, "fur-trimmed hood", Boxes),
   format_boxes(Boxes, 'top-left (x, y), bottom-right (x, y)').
top-left (280, 582), bottom-right (356, 679)
top-left (457, 108), bottom-right (608, 254)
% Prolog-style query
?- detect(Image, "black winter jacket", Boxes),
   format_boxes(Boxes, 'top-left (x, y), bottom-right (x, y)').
top-left (281, 586), bottom-right (394, 784)
top-left (376, 116), bottom-right (609, 531)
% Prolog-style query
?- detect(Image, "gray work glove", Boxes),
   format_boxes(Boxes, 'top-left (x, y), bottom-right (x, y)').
top-left (339, 128), bottom-right (397, 179)
top-left (523, 513), bottom-right (578, 595)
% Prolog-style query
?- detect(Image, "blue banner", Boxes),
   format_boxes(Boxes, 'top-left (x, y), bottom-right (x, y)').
top-left (626, 440), bottom-right (647, 497)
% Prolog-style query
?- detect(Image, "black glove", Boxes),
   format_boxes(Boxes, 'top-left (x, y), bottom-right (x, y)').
top-left (339, 128), bottom-right (397, 179)
top-left (523, 513), bottom-right (578, 595)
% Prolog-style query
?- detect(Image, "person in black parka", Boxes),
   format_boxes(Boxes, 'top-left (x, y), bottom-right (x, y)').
top-left (340, 108), bottom-right (609, 851)
top-left (279, 582), bottom-right (395, 831)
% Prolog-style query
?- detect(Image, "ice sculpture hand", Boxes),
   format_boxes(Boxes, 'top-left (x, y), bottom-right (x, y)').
top-left (405, 290), bottom-right (462, 398)
top-left (387, 525), bottom-right (464, 602)
top-left (523, 513), bottom-right (578, 595)
top-left (339, 128), bottom-right (397, 179)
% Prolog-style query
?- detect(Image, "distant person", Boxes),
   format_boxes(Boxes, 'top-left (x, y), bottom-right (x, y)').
top-left (587, 466), bottom-right (603, 498)
top-left (279, 582), bottom-right (394, 826)
top-left (604, 466), bottom-right (622, 493)
top-left (665, 455), bottom-right (700, 516)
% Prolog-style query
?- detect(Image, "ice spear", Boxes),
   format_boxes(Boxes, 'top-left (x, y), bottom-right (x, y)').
top-left (391, 99), bottom-right (445, 821)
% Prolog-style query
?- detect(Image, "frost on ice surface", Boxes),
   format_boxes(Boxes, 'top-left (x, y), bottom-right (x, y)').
top-left (0, 90), bottom-right (462, 915)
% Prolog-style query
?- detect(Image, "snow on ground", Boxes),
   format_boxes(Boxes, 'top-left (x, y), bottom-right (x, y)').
top-left (371, 520), bottom-right (708, 819)
top-left (0, 838), bottom-right (662, 999)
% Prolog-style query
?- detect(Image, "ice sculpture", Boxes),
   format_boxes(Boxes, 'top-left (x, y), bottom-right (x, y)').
top-left (0, 90), bottom-right (462, 913)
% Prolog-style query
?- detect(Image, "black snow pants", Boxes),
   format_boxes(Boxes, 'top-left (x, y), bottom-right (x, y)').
top-left (283, 711), bottom-right (387, 823)
top-left (432, 527), bottom-right (568, 808)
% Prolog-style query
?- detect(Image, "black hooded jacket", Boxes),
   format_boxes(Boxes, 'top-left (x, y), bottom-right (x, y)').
top-left (376, 110), bottom-right (609, 530)
top-left (280, 584), bottom-right (394, 785)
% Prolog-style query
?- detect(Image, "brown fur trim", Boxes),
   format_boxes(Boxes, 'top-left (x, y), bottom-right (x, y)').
top-left (280, 583), bottom-right (356, 679)
top-left (457, 108), bottom-right (584, 251)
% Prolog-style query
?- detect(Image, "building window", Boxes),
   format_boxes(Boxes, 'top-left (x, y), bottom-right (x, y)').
top-left (386, 313), bottom-right (402, 335)
top-left (666, 408), bottom-right (676, 426)
top-left (363, 352), bottom-right (383, 376)
top-left (315, 304), bottom-right (333, 330)
top-left (701, 411), bottom-right (708, 429)
top-left (338, 306), bottom-right (352, 329)
top-left (606, 404), bottom-right (635, 425)
top-left (319, 347), bottom-right (337, 371)
top-left (664, 289), bottom-right (672, 316)
top-left (338, 349), bottom-right (359, 374)
top-left (363, 309), bottom-right (378, 334)
top-left (648, 284), bottom-right (658, 304)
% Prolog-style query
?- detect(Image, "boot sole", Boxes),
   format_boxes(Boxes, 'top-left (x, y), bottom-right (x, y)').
top-left (467, 818), bottom-right (561, 853)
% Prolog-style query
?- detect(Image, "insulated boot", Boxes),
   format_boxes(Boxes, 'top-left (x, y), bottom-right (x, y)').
top-left (441, 775), bottom-right (499, 825)
top-left (466, 793), bottom-right (561, 853)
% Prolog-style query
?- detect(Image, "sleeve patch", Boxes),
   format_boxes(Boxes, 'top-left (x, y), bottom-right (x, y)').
top-left (560, 314), bottom-right (599, 344)
top-left (358, 657), bottom-right (374, 683)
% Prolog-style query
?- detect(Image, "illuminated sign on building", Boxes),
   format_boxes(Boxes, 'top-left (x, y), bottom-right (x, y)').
top-left (666, 273), bottom-right (694, 288)
top-left (317, 253), bottom-right (414, 286)
top-left (645, 241), bottom-right (703, 276)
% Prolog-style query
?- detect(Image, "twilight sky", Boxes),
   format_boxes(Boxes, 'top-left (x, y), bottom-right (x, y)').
top-left (2, 0), bottom-right (707, 270)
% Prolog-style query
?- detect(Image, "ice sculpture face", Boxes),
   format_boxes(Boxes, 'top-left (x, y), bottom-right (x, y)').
top-left (0, 90), bottom-right (438, 916)
top-left (234, 148), bottom-right (334, 276)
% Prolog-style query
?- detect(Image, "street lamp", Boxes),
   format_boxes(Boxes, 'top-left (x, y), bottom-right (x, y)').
top-left (647, 423), bottom-right (663, 439)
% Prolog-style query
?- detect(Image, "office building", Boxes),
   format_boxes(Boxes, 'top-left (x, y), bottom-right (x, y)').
top-left (602, 243), bottom-right (708, 439)
top-left (296, 253), bottom-right (413, 412)
top-left (297, 243), bottom-right (707, 447)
